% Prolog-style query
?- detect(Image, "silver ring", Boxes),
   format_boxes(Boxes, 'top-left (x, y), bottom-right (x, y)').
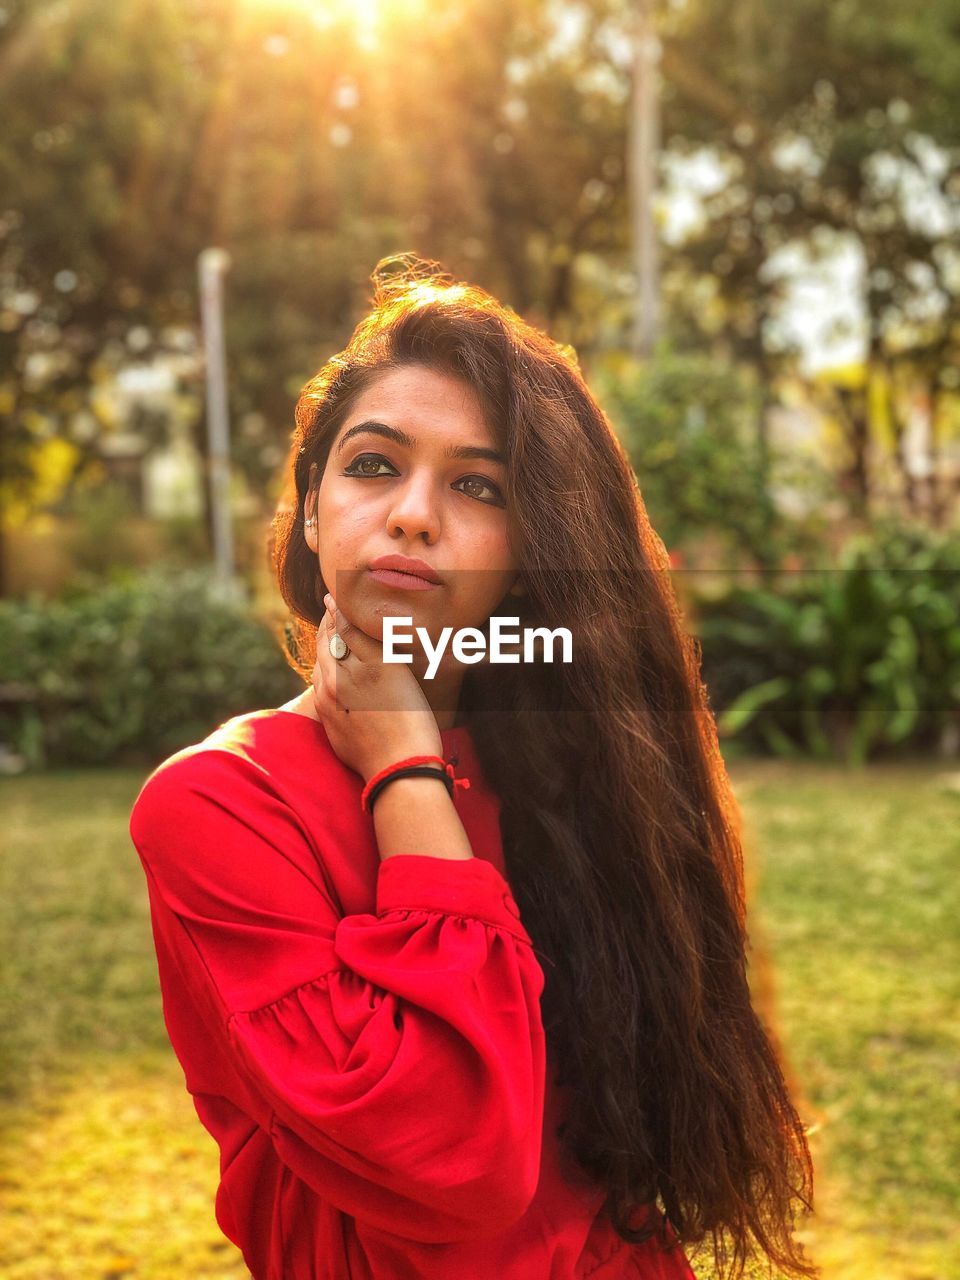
top-left (329, 632), bottom-right (350, 661)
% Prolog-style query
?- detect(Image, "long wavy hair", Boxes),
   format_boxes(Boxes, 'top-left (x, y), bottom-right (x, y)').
top-left (269, 254), bottom-right (817, 1279)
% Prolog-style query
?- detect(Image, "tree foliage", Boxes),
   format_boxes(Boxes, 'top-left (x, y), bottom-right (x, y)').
top-left (1, 0), bottom-right (957, 569)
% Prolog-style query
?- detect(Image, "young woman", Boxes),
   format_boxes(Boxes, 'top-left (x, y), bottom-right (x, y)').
top-left (129, 256), bottom-right (817, 1280)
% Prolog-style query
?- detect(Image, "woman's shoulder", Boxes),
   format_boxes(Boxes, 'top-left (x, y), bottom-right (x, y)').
top-left (128, 704), bottom-right (489, 857)
top-left (127, 709), bottom-right (357, 941)
top-left (145, 705), bottom-right (329, 775)
top-left (128, 707), bottom-right (341, 838)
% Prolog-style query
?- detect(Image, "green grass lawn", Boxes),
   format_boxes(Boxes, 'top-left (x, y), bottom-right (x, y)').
top-left (1, 761), bottom-right (958, 1279)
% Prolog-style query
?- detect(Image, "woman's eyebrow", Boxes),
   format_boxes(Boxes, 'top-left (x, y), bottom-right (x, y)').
top-left (336, 420), bottom-right (506, 466)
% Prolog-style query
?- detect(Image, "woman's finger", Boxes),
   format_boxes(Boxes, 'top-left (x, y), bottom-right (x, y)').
top-left (314, 606), bottom-right (340, 699)
top-left (317, 598), bottom-right (355, 713)
top-left (323, 592), bottom-right (374, 663)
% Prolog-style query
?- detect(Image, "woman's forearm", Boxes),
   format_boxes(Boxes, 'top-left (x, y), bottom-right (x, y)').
top-left (372, 777), bottom-right (475, 862)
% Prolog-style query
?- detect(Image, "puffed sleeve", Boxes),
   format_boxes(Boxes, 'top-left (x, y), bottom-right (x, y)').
top-left (128, 749), bottom-right (546, 1243)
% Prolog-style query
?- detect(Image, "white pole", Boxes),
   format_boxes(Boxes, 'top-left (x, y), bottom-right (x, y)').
top-left (629, 0), bottom-right (661, 359)
top-left (198, 247), bottom-right (236, 589)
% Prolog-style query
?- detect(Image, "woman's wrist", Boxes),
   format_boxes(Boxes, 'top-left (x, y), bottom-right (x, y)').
top-left (372, 775), bottom-right (474, 862)
top-left (362, 739), bottom-right (444, 787)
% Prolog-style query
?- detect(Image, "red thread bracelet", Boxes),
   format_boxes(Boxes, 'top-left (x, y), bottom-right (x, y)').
top-left (360, 754), bottom-right (471, 815)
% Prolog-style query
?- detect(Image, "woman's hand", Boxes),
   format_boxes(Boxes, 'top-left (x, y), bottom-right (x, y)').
top-left (313, 592), bottom-right (443, 782)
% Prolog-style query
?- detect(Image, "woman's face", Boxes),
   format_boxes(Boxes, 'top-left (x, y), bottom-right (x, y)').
top-left (304, 363), bottom-right (524, 667)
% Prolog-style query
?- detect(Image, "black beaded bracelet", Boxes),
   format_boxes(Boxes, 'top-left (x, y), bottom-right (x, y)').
top-left (364, 764), bottom-right (454, 815)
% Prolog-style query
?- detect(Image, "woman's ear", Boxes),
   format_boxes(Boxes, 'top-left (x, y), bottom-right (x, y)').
top-left (304, 464), bottom-right (319, 552)
top-left (508, 573), bottom-right (526, 598)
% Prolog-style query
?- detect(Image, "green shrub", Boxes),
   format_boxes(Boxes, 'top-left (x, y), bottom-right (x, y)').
top-left (65, 480), bottom-right (142, 576)
top-left (593, 348), bottom-right (832, 571)
top-left (693, 519), bottom-right (960, 764)
top-left (3, 521), bottom-right (955, 770)
top-left (0, 567), bottom-right (303, 769)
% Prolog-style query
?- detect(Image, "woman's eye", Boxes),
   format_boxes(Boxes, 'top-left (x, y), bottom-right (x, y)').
top-left (453, 476), bottom-right (506, 506)
top-left (344, 454), bottom-right (505, 506)
top-left (343, 453), bottom-right (395, 478)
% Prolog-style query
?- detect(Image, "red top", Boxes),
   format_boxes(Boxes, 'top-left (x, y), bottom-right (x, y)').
top-left (128, 708), bottom-right (697, 1280)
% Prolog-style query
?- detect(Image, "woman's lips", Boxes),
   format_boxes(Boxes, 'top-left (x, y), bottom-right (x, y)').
top-left (367, 567), bottom-right (441, 591)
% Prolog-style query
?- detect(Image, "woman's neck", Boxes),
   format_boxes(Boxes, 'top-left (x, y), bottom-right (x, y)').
top-left (419, 669), bottom-right (463, 730)
top-left (280, 676), bottom-right (465, 730)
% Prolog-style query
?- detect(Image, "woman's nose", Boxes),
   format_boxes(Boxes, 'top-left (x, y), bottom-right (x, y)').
top-left (386, 475), bottom-right (442, 544)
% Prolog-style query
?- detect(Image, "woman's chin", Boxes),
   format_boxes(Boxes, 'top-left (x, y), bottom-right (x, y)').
top-left (359, 584), bottom-right (440, 627)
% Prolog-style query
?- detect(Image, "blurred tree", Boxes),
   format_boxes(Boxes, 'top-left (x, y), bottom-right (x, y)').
top-left (1, 0), bottom-right (958, 602)
top-left (594, 345), bottom-right (833, 571)
top-left (0, 0), bottom-right (636, 580)
top-left (654, 0), bottom-right (960, 522)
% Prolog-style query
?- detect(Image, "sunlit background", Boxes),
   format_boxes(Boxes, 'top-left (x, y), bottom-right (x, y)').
top-left (1, 0), bottom-right (958, 1276)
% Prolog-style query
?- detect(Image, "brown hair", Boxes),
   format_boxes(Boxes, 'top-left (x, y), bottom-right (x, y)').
top-left (269, 253), bottom-right (817, 1279)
